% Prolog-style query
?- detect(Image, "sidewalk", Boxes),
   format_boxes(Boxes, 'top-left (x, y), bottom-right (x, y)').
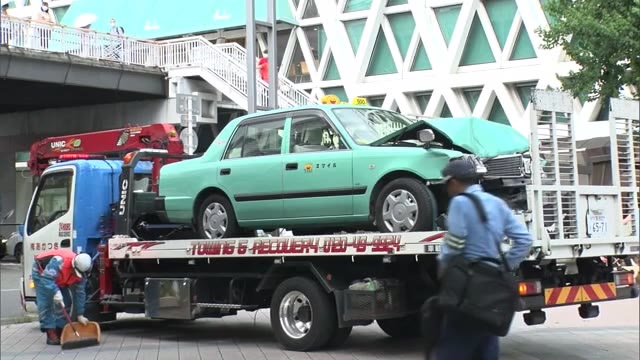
top-left (2, 300), bottom-right (639, 360)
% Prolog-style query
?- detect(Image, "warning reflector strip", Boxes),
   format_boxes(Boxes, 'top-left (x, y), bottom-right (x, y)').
top-left (544, 282), bottom-right (617, 305)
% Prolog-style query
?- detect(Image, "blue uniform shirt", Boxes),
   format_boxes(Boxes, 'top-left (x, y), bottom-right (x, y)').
top-left (438, 184), bottom-right (533, 270)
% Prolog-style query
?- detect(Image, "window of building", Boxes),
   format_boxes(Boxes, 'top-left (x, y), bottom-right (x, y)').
top-left (290, 114), bottom-right (347, 153)
top-left (323, 87), bottom-right (348, 103)
top-left (510, 23), bottom-right (537, 60)
top-left (366, 28), bottom-right (397, 76)
top-left (286, 42), bottom-right (311, 83)
top-left (302, 25), bottom-right (326, 65)
top-left (344, 18), bottom-right (367, 55)
top-left (488, 97), bottom-right (510, 126)
top-left (459, 13), bottom-right (495, 65)
top-left (302, 0), bottom-right (319, 19)
top-left (414, 92), bottom-right (432, 114)
top-left (387, 0), bottom-right (408, 6)
top-left (367, 96), bottom-right (385, 108)
top-left (484, 0), bottom-right (517, 49)
top-left (434, 5), bottom-right (462, 47)
top-left (514, 82), bottom-right (537, 109)
top-left (462, 88), bottom-right (482, 112)
top-left (225, 118), bottom-right (285, 159)
top-left (344, 0), bottom-right (372, 13)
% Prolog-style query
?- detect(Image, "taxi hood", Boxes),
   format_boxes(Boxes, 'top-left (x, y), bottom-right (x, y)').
top-left (370, 116), bottom-right (529, 158)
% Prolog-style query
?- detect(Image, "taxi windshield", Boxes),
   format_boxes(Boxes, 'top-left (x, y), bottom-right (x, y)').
top-left (332, 108), bottom-right (414, 145)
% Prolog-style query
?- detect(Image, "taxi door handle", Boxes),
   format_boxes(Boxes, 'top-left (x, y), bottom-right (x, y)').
top-left (285, 163), bottom-right (298, 170)
top-left (220, 168), bottom-right (231, 175)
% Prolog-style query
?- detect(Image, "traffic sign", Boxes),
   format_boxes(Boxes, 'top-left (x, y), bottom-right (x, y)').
top-left (176, 94), bottom-right (201, 116)
top-left (180, 115), bottom-right (198, 128)
top-left (179, 128), bottom-right (198, 155)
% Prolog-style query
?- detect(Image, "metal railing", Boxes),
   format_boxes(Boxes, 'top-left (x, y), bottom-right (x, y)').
top-left (0, 16), bottom-right (316, 108)
top-left (214, 41), bottom-right (315, 107)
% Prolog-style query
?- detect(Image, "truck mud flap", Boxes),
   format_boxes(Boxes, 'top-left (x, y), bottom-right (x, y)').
top-left (519, 282), bottom-right (638, 310)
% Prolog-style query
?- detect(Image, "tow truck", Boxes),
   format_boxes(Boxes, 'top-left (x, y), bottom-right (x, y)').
top-left (20, 90), bottom-right (639, 351)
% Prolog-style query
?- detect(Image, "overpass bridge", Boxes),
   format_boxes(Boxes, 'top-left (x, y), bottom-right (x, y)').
top-left (0, 16), bottom-right (316, 114)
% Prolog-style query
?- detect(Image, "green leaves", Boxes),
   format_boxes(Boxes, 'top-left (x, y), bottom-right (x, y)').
top-left (538, 0), bottom-right (640, 101)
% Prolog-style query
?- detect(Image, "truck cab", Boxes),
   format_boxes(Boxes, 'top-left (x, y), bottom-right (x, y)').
top-left (21, 159), bottom-right (153, 301)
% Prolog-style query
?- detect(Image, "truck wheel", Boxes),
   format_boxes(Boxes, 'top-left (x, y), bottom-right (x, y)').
top-left (196, 194), bottom-right (240, 239)
top-left (326, 326), bottom-right (352, 348)
top-left (84, 303), bottom-right (117, 325)
top-left (377, 315), bottom-right (421, 339)
top-left (14, 243), bottom-right (22, 264)
top-left (270, 277), bottom-right (336, 351)
top-left (374, 178), bottom-right (435, 233)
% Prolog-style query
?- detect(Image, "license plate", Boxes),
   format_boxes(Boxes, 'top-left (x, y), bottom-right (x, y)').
top-left (587, 214), bottom-right (608, 237)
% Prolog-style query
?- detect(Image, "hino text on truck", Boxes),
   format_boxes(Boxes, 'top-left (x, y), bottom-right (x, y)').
top-left (20, 89), bottom-right (639, 351)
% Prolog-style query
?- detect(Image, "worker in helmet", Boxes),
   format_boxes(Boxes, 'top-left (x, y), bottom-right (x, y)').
top-left (32, 249), bottom-right (92, 345)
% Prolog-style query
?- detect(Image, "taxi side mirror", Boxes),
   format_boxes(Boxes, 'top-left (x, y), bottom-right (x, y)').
top-left (417, 129), bottom-right (435, 143)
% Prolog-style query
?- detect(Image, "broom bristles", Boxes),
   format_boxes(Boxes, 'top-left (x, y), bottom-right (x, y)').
top-left (61, 338), bottom-right (100, 350)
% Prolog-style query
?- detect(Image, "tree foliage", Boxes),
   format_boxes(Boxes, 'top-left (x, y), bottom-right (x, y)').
top-left (538, 0), bottom-right (640, 102)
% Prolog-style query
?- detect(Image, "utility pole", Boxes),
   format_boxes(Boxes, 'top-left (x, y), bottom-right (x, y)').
top-left (267, 0), bottom-right (278, 109)
top-left (245, 0), bottom-right (278, 112)
top-left (245, 0), bottom-right (257, 114)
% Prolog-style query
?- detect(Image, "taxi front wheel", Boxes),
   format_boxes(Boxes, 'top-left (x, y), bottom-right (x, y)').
top-left (374, 178), bottom-right (435, 233)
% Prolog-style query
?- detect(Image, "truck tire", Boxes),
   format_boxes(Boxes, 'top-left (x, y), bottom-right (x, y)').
top-left (14, 243), bottom-right (22, 264)
top-left (84, 303), bottom-right (117, 325)
top-left (326, 326), bottom-right (352, 348)
top-left (196, 194), bottom-right (241, 239)
top-left (374, 178), bottom-right (435, 233)
top-left (270, 277), bottom-right (337, 351)
top-left (377, 315), bottom-right (422, 339)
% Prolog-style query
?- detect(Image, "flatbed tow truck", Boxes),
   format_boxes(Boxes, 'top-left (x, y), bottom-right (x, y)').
top-left (20, 90), bottom-right (639, 351)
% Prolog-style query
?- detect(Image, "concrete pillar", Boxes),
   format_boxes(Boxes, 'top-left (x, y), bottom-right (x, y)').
top-left (0, 153), bottom-right (17, 223)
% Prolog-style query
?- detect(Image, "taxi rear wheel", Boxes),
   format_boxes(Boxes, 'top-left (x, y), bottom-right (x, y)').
top-left (374, 178), bottom-right (435, 233)
top-left (196, 194), bottom-right (241, 239)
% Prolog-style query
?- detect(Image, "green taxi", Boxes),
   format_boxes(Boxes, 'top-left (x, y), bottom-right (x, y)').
top-left (157, 105), bottom-right (529, 239)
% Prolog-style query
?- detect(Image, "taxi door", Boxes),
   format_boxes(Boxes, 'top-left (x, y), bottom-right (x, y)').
top-left (281, 110), bottom-right (355, 218)
top-left (22, 166), bottom-right (76, 300)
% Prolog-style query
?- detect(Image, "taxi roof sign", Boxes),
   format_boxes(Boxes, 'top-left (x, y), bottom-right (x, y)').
top-left (321, 94), bottom-right (369, 106)
top-left (351, 97), bottom-right (368, 105)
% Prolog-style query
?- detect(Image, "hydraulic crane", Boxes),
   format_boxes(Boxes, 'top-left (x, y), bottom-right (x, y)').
top-left (28, 124), bottom-right (184, 191)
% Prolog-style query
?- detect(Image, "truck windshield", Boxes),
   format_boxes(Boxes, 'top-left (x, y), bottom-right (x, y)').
top-left (26, 171), bottom-right (73, 236)
top-left (332, 108), bottom-right (414, 145)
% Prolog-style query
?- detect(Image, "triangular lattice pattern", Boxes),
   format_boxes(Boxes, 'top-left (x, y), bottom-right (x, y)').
top-left (282, 0), bottom-right (617, 135)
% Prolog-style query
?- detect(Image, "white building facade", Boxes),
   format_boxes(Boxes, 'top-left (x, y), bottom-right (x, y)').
top-left (277, 0), bottom-right (614, 136)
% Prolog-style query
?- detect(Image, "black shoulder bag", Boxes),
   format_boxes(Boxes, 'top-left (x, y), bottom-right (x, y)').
top-left (437, 192), bottom-right (520, 337)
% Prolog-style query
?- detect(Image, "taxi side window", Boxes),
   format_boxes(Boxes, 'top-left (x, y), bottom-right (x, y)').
top-left (289, 115), bottom-right (347, 153)
top-left (225, 118), bottom-right (285, 159)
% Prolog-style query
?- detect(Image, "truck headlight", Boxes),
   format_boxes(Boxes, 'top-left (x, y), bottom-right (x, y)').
top-left (522, 157), bottom-right (532, 174)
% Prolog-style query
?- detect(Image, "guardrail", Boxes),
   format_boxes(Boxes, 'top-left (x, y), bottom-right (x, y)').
top-left (0, 16), bottom-right (317, 107)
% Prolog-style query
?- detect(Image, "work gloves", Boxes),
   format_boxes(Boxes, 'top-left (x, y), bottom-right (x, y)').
top-left (77, 315), bottom-right (89, 326)
top-left (52, 291), bottom-right (64, 307)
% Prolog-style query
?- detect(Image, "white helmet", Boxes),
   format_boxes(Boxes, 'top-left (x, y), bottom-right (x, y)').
top-left (73, 253), bottom-right (92, 278)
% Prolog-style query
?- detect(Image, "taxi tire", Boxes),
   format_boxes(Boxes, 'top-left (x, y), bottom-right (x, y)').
top-left (196, 194), bottom-right (241, 239)
top-left (374, 178), bottom-right (435, 233)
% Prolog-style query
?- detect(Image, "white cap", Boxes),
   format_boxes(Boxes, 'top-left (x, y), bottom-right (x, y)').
top-left (73, 253), bottom-right (92, 278)
top-left (1, 0), bottom-right (11, 7)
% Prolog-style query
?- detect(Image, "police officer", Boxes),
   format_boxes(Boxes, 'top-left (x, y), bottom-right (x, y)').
top-left (434, 157), bottom-right (533, 359)
top-left (33, 249), bottom-right (92, 345)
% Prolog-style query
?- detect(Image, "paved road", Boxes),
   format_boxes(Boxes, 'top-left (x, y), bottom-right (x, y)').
top-left (0, 260), bottom-right (30, 323)
top-left (1, 297), bottom-right (638, 360)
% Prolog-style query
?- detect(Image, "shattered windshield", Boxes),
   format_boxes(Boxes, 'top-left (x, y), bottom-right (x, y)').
top-left (332, 108), bottom-right (414, 145)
